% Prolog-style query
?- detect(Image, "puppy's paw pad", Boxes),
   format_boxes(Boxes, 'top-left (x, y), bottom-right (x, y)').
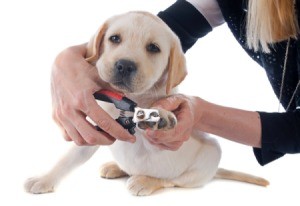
top-left (24, 177), bottom-right (54, 194)
top-left (100, 162), bottom-right (127, 179)
top-left (138, 108), bottom-right (177, 131)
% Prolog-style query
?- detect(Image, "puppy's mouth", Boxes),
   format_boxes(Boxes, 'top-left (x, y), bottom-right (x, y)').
top-left (110, 80), bottom-right (134, 93)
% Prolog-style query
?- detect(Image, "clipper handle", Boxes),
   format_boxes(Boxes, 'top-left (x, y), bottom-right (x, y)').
top-left (95, 116), bottom-right (136, 135)
top-left (94, 89), bottom-right (137, 112)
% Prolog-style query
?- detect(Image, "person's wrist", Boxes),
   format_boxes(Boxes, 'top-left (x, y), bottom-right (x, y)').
top-left (191, 96), bottom-right (209, 130)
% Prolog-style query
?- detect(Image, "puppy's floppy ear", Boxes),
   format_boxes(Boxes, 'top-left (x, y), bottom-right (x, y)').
top-left (85, 23), bottom-right (108, 64)
top-left (166, 38), bottom-right (187, 94)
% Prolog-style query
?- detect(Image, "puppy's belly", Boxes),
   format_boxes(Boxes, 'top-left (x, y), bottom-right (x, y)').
top-left (109, 131), bottom-right (203, 179)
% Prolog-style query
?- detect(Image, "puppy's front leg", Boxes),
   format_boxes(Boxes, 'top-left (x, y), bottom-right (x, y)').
top-left (25, 145), bottom-right (99, 194)
top-left (127, 175), bottom-right (175, 196)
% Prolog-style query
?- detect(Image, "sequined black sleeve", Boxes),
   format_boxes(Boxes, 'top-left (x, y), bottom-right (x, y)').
top-left (157, 0), bottom-right (212, 52)
top-left (254, 110), bottom-right (300, 165)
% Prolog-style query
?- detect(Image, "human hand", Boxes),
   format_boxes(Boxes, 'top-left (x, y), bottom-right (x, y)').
top-left (145, 94), bottom-right (200, 150)
top-left (51, 44), bottom-right (136, 145)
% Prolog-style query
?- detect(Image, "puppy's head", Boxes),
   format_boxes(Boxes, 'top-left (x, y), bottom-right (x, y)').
top-left (86, 11), bottom-right (186, 95)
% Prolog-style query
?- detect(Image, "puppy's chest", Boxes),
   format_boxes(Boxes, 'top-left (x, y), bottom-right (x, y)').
top-left (110, 130), bottom-right (157, 163)
top-left (108, 130), bottom-right (201, 179)
top-left (108, 131), bottom-right (162, 174)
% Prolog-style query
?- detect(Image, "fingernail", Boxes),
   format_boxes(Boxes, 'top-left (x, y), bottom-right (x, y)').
top-left (127, 134), bottom-right (136, 143)
top-left (130, 138), bottom-right (136, 143)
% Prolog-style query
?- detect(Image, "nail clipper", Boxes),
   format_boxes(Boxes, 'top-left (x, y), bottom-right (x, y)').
top-left (93, 89), bottom-right (160, 134)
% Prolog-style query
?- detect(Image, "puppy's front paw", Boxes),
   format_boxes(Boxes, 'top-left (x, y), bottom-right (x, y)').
top-left (24, 176), bottom-right (55, 194)
top-left (127, 175), bottom-right (175, 196)
top-left (100, 162), bottom-right (128, 179)
top-left (137, 108), bottom-right (177, 131)
top-left (126, 176), bottom-right (159, 196)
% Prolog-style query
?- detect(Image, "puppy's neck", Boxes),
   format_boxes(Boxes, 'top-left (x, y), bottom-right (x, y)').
top-left (125, 72), bottom-right (175, 108)
top-left (125, 70), bottom-right (166, 107)
top-left (125, 86), bottom-right (167, 108)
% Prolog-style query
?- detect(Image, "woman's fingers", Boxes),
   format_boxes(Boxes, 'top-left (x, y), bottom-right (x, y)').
top-left (144, 94), bottom-right (196, 151)
top-left (71, 111), bottom-right (116, 145)
top-left (84, 98), bottom-right (136, 143)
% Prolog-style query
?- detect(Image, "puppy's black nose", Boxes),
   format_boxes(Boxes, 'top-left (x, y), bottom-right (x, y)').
top-left (115, 59), bottom-right (137, 76)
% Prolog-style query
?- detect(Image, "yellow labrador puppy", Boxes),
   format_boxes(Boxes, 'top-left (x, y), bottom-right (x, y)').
top-left (25, 11), bottom-right (268, 196)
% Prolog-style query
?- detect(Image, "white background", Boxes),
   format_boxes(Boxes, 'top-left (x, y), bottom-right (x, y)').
top-left (1, 0), bottom-right (299, 205)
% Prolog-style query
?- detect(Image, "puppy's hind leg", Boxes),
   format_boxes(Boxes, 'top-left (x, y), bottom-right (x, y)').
top-left (172, 134), bottom-right (222, 188)
top-left (24, 145), bottom-right (99, 194)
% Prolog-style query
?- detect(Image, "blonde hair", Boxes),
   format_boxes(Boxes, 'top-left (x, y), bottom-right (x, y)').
top-left (246, 0), bottom-right (299, 53)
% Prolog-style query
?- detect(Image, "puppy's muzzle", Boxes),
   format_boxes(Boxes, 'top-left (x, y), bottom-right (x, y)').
top-left (115, 59), bottom-right (137, 77)
top-left (112, 59), bottom-right (137, 91)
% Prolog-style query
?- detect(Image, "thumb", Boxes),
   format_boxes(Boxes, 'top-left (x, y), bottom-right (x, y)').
top-left (151, 95), bottom-right (184, 111)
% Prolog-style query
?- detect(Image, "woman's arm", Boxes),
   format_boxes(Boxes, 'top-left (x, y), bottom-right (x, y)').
top-left (158, 0), bottom-right (214, 52)
top-left (194, 98), bottom-right (262, 148)
top-left (146, 95), bottom-right (261, 150)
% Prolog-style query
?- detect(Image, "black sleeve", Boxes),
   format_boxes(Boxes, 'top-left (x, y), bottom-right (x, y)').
top-left (254, 109), bottom-right (300, 165)
top-left (157, 0), bottom-right (212, 52)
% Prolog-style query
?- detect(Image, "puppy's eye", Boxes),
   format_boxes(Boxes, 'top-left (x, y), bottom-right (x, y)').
top-left (146, 43), bottom-right (160, 53)
top-left (109, 35), bottom-right (121, 44)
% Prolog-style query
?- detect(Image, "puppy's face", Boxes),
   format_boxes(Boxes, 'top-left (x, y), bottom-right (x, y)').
top-left (86, 12), bottom-right (187, 95)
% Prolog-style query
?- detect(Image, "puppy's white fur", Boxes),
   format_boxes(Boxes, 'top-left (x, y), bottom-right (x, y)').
top-left (25, 12), bottom-right (268, 196)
